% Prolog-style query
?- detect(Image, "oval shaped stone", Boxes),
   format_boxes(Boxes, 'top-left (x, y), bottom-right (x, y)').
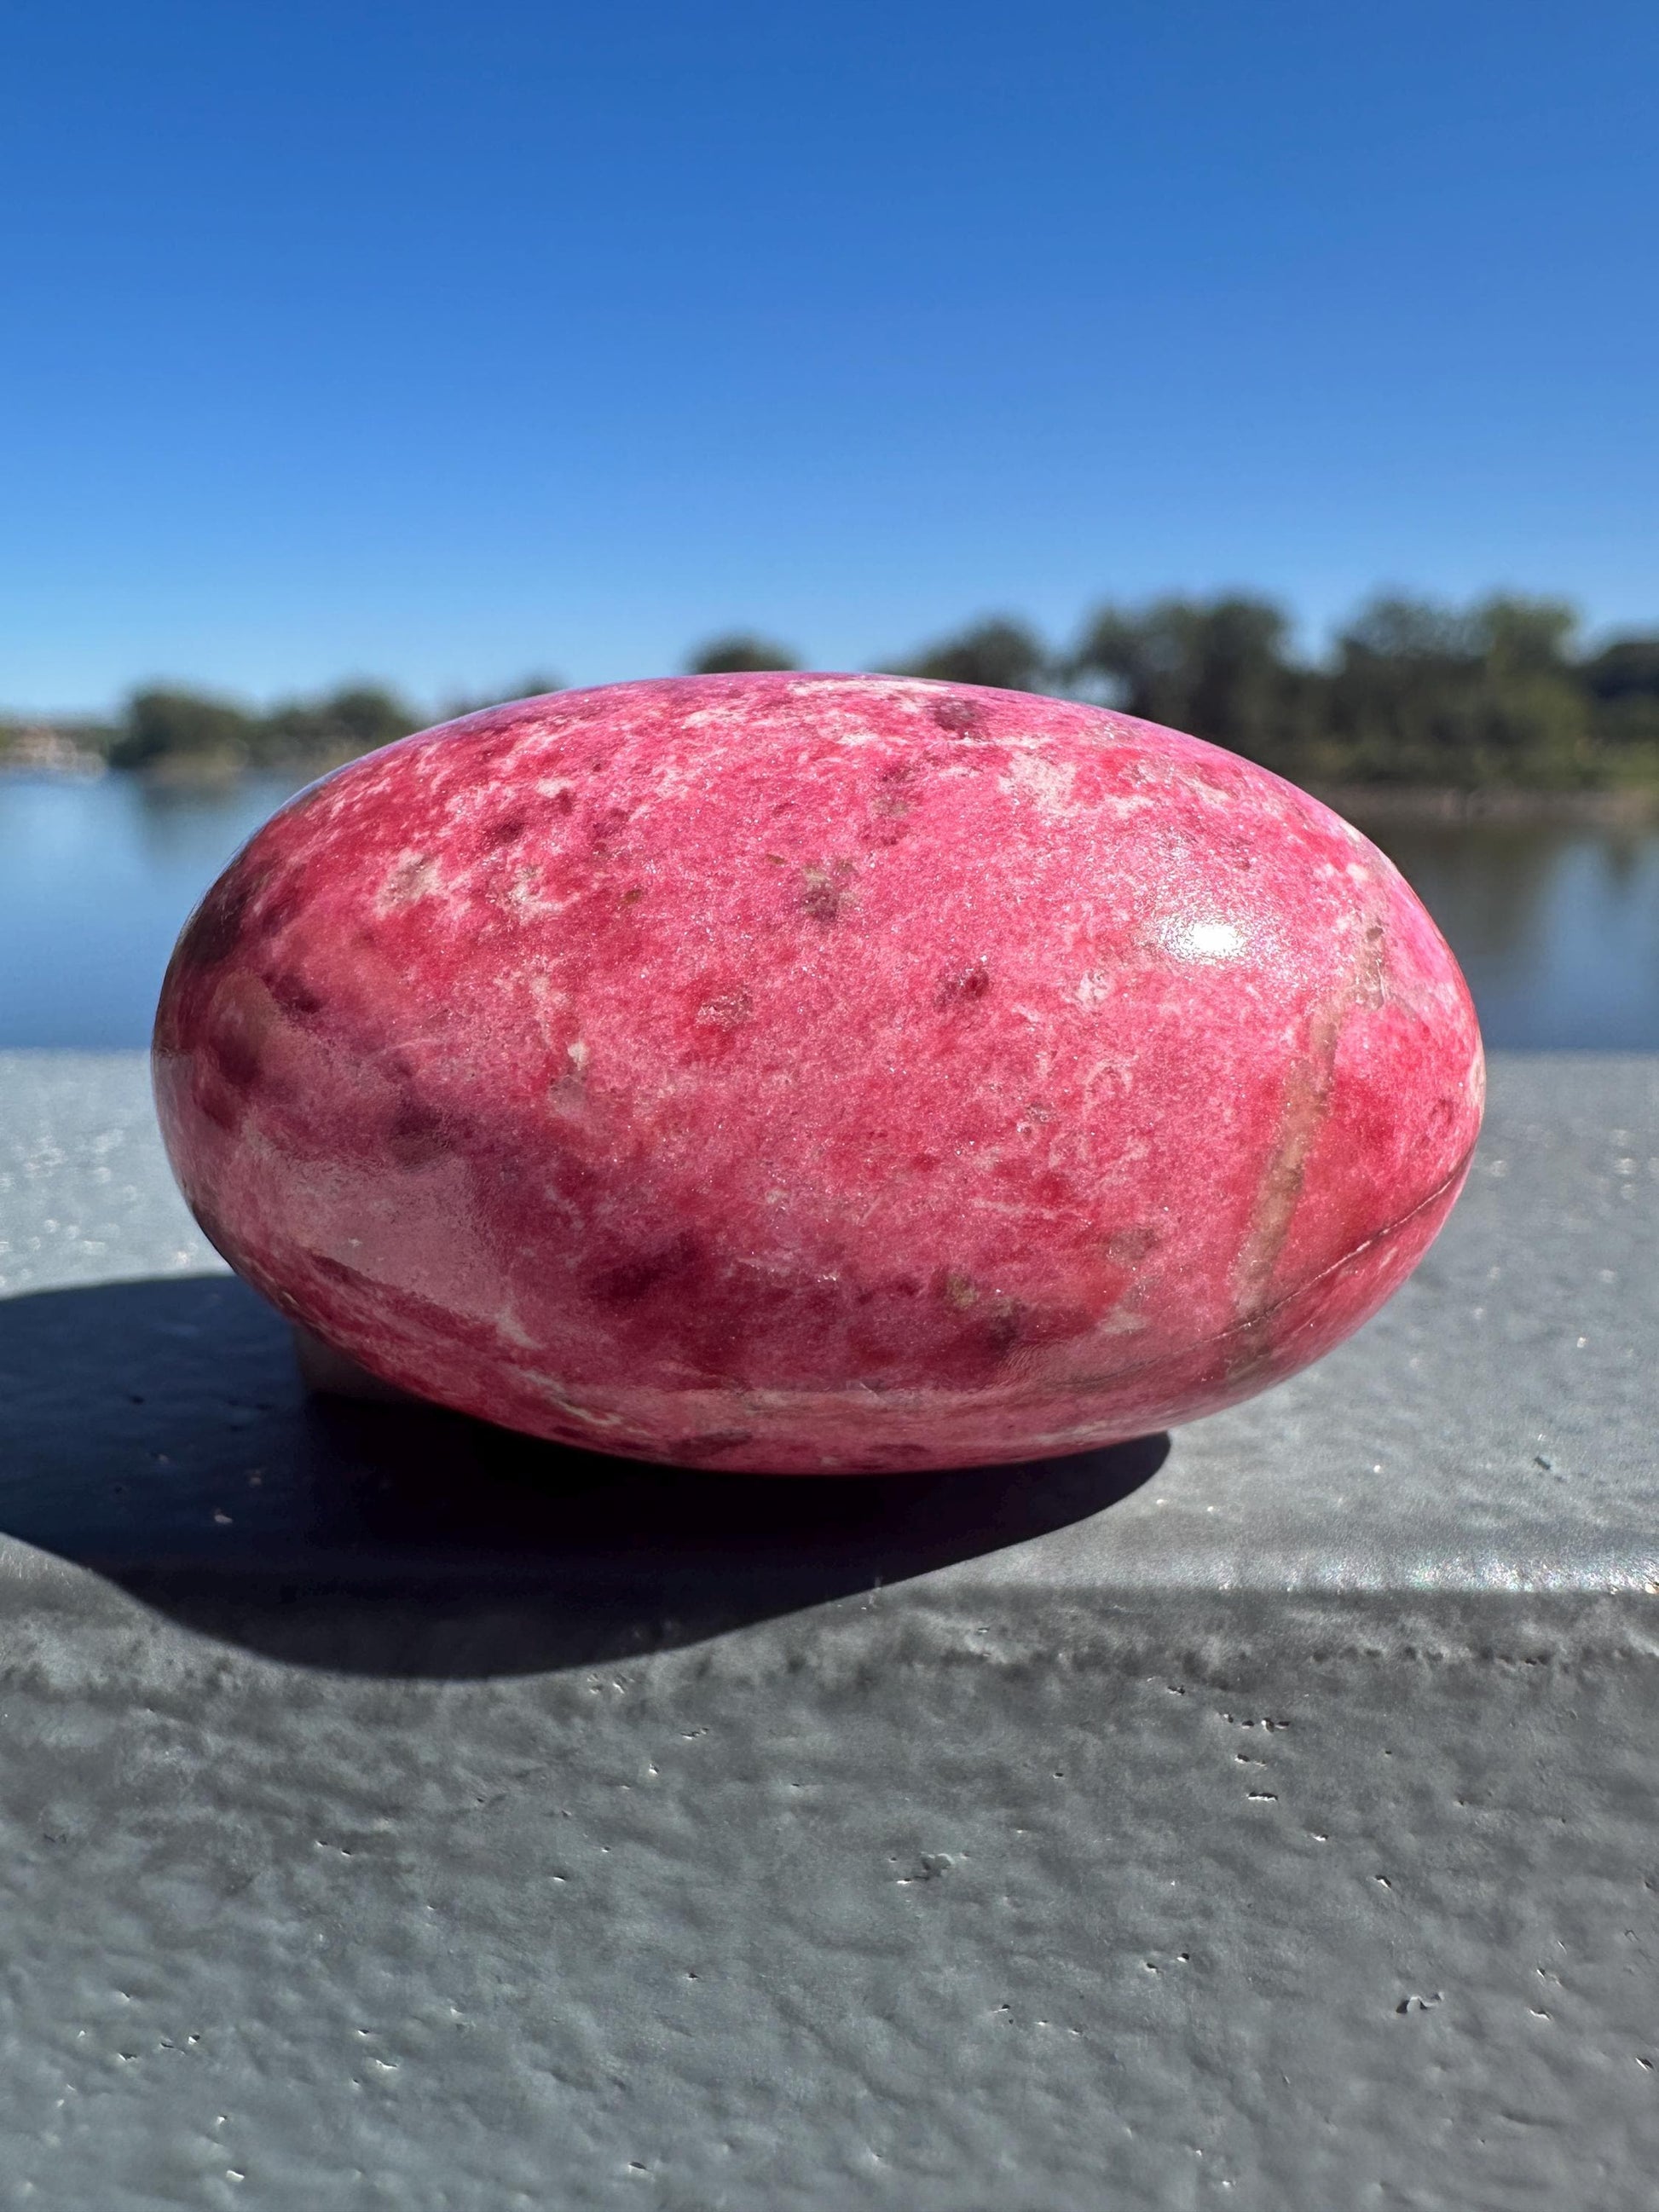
top-left (153, 674), bottom-right (1483, 1475)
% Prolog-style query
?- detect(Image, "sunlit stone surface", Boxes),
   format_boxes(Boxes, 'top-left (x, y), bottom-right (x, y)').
top-left (153, 674), bottom-right (1483, 1474)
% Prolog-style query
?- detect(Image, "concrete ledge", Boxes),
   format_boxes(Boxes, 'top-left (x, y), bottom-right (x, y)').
top-left (5, 1050), bottom-right (1658, 1601)
top-left (2, 1052), bottom-right (1657, 2207)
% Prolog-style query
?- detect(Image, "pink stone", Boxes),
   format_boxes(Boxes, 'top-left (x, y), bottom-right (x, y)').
top-left (153, 674), bottom-right (1483, 1475)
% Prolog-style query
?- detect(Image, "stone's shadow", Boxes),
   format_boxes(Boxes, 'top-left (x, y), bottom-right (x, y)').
top-left (0, 1274), bottom-right (1168, 1678)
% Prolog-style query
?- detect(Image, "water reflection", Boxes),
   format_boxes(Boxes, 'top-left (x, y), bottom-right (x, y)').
top-left (1364, 819), bottom-right (1659, 1050)
top-left (0, 771), bottom-right (307, 1049)
top-left (1, 775), bottom-right (1656, 1050)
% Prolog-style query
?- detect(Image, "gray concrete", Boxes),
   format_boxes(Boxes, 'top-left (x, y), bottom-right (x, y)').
top-left (2, 1050), bottom-right (1657, 2208)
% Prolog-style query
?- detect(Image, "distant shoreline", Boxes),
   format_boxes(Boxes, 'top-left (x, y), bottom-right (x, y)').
top-left (122, 762), bottom-right (1659, 822)
top-left (4, 747), bottom-right (1659, 828)
top-left (113, 757), bottom-right (1659, 826)
top-left (1311, 783), bottom-right (1659, 828)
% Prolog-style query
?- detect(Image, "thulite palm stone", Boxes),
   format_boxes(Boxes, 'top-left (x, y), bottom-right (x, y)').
top-left (154, 674), bottom-right (1483, 1474)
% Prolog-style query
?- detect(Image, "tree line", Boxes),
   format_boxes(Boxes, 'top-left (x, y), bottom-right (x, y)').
top-left (879, 594), bottom-right (1659, 791)
top-left (15, 591), bottom-right (1659, 789)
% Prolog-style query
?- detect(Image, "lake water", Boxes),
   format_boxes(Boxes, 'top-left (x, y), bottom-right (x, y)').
top-left (3, 771), bottom-right (1657, 1050)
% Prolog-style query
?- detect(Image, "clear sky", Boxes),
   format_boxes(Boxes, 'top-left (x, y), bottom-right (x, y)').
top-left (4, 0), bottom-right (1656, 712)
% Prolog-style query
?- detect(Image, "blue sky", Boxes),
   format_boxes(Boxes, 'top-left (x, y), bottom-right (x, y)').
top-left (3, 0), bottom-right (1656, 711)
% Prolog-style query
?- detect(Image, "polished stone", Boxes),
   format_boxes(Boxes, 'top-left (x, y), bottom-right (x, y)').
top-left (153, 676), bottom-right (1481, 1471)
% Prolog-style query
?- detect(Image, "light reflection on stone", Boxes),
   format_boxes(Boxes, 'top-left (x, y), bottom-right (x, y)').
top-left (1166, 917), bottom-right (1246, 962)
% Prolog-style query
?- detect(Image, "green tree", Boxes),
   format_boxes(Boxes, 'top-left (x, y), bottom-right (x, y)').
top-left (893, 616), bottom-right (1051, 692)
top-left (1327, 594), bottom-right (1591, 786)
top-left (110, 686), bottom-right (257, 770)
top-left (258, 684), bottom-right (419, 764)
top-left (687, 634), bottom-right (801, 674)
top-left (1068, 596), bottom-right (1308, 766)
top-left (1581, 636), bottom-right (1659, 753)
top-left (1582, 636), bottom-right (1659, 702)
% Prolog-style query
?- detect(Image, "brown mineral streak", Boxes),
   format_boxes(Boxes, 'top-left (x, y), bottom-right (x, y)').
top-left (1228, 912), bottom-right (1389, 1328)
top-left (1066, 1138), bottom-right (1476, 1407)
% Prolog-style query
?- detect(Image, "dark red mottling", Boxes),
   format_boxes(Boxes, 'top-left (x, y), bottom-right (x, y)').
top-left (153, 673), bottom-right (1483, 1474)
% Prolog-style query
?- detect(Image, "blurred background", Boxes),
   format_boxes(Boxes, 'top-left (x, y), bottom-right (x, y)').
top-left (3, 0), bottom-right (1657, 1049)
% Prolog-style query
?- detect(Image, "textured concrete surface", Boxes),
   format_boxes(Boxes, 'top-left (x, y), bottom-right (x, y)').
top-left (2, 1050), bottom-right (1657, 2208)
